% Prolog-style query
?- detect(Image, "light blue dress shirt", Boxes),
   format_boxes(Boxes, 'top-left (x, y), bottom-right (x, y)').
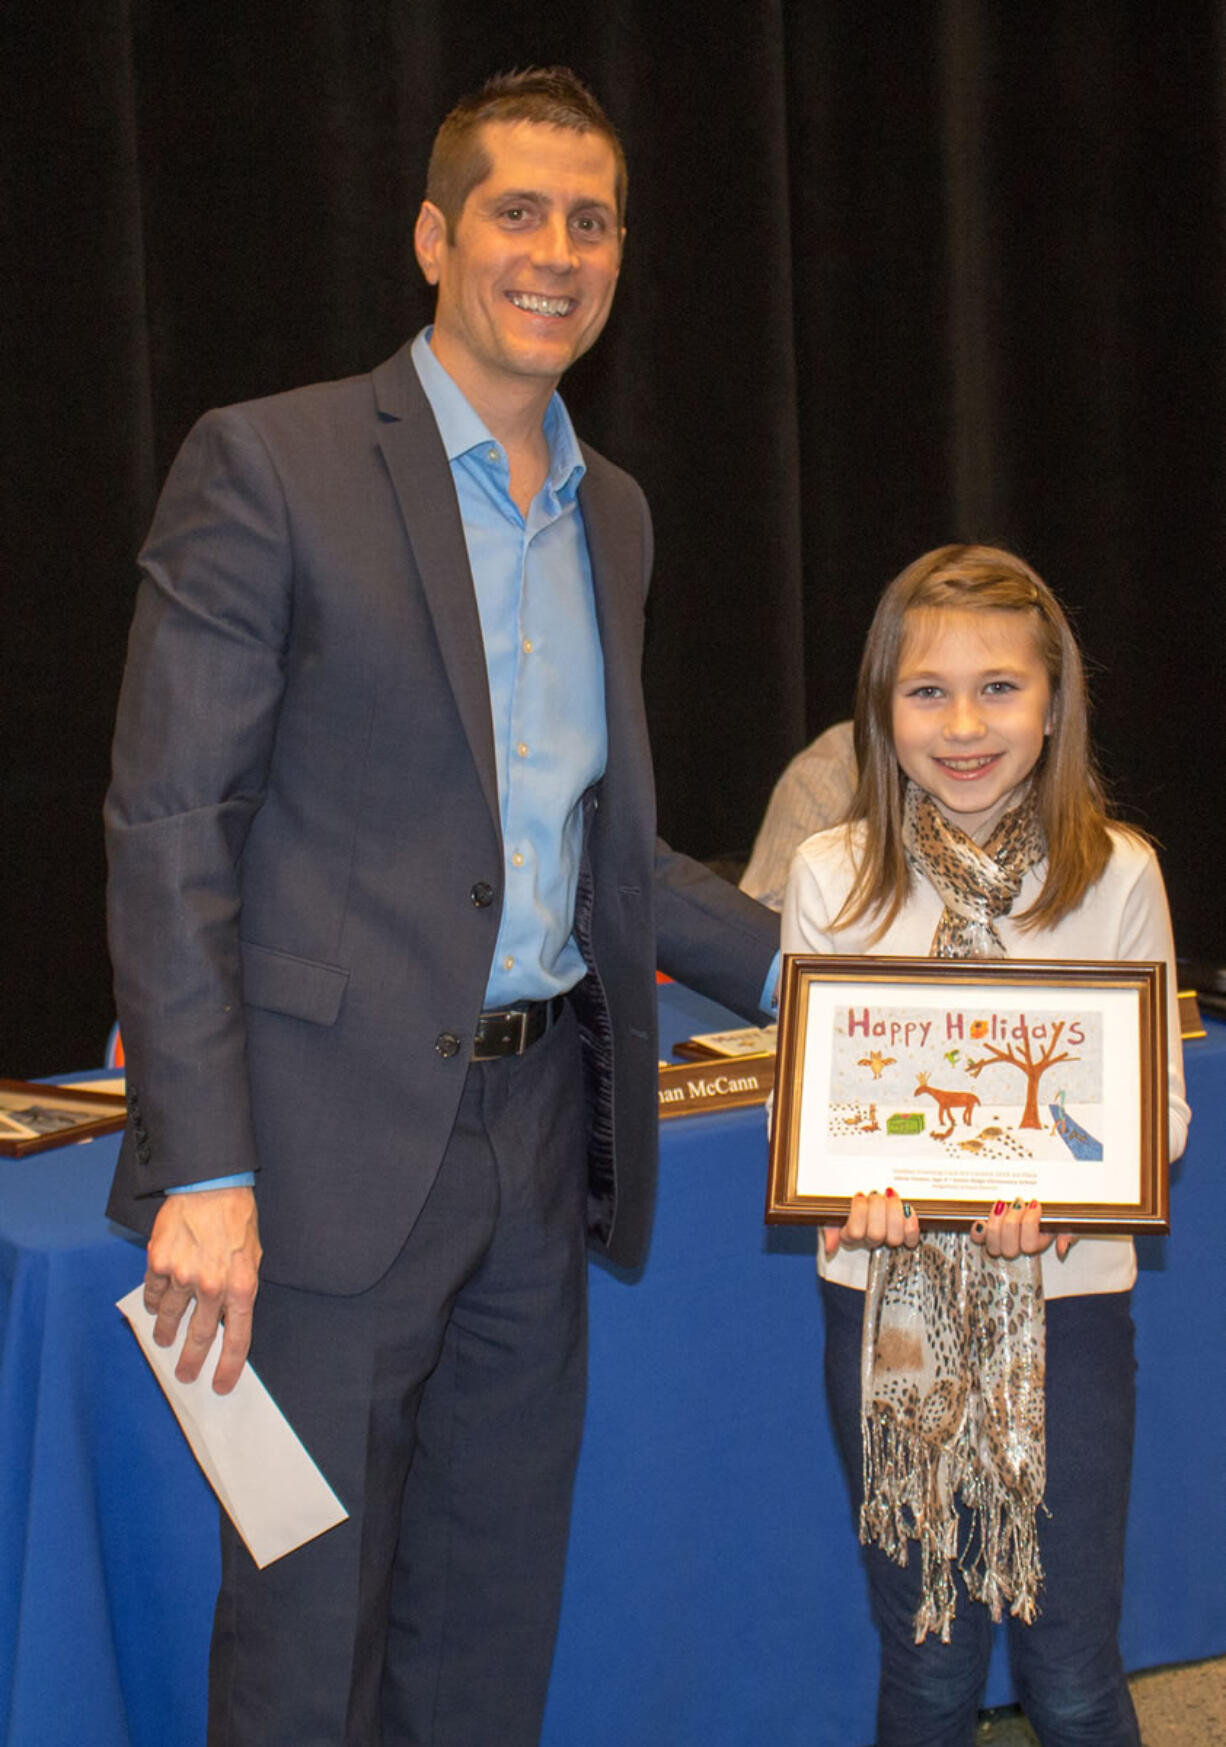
top-left (410, 329), bottom-right (606, 1007)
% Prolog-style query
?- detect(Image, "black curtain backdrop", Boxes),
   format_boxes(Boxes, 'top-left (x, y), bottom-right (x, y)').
top-left (3, 1), bottom-right (1224, 1075)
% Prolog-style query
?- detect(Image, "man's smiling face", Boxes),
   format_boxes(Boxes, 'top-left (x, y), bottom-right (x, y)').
top-left (415, 119), bottom-right (623, 410)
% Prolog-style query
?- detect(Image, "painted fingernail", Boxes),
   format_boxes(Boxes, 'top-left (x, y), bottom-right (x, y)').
top-left (885, 1187), bottom-right (897, 1199)
top-left (992, 1201), bottom-right (1005, 1216)
top-left (972, 1221), bottom-right (986, 1237)
top-left (1027, 1199), bottom-right (1039, 1210)
top-left (902, 1203), bottom-right (914, 1219)
top-left (1012, 1198), bottom-right (1024, 1210)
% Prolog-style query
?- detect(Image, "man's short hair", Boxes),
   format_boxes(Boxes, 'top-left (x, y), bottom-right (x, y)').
top-left (426, 67), bottom-right (627, 237)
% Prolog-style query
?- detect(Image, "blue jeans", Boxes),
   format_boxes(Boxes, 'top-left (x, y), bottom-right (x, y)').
top-left (822, 1279), bottom-right (1140, 1747)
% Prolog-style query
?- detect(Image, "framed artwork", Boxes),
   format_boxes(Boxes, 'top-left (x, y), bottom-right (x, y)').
top-left (0, 1080), bottom-right (127, 1157)
top-left (766, 956), bottom-right (1169, 1232)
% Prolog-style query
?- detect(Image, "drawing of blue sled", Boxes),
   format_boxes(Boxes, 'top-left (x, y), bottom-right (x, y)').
top-left (1048, 1102), bottom-right (1103, 1161)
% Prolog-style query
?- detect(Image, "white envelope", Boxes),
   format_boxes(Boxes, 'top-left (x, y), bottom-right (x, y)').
top-left (117, 1285), bottom-right (348, 1568)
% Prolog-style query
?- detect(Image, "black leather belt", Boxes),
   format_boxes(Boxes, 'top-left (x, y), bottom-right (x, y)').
top-left (471, 996), bottom-right (565, 1061)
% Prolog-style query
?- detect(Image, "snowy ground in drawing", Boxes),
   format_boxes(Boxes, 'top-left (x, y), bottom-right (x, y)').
top-left (826, 1100), bottom-right (1102, 1165)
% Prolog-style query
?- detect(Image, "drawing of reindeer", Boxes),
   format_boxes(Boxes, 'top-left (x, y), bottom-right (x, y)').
top-left (914, 1072), bottom-right (980, 1140)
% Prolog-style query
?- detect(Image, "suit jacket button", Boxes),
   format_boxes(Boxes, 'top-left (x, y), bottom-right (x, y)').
top-left (470, 881), bottom-right (494, 908)
top-left (135, 1143), bottom-right (152, 1164)
top-left (435, 1032), bottom-right (461, 1058)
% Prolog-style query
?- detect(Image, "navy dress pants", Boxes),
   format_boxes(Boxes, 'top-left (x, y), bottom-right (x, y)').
top-left (823, 1278), bottom-right (1141, 1747)
top-left (208, 1005), bottom-right (589, 1747)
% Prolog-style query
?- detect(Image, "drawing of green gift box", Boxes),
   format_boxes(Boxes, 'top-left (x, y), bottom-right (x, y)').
top-left (887, 1112), bottom-right (926, 1135)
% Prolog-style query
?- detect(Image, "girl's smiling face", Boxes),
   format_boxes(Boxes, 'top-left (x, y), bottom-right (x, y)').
top-left (892, 607), bottom-right (1053, 835)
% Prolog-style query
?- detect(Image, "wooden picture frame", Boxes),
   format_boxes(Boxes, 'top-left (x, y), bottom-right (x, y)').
top-left (766, 956), bottom-right (1169, 1232)
top-left (0, 1080), bottom-right (127, 1158)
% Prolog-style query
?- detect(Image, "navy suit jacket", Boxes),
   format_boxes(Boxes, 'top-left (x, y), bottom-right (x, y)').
top-left (105, 341), bottom-right (778, 1288)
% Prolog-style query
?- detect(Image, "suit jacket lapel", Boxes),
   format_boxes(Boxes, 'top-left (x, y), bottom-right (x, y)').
top-left (371, 344), bottom-right (500, 834)
top-left (579, 450), bottom-right (650, 782)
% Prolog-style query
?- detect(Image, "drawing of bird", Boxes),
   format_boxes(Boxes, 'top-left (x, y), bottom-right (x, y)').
top-left (857, 1051), bottom-right (897, 1080)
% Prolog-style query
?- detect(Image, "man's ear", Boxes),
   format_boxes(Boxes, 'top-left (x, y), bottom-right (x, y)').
top-left (414, 200), bottom-right (447, 286)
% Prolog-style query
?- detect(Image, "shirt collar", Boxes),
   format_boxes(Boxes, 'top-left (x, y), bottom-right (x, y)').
top-left (411, 328), bottom-right (586, 502)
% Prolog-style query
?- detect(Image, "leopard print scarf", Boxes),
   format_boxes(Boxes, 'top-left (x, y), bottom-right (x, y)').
top-left (858, 783), bottom-right (1047, 1643)
top-left (905, 781), bottom-right (1044, 957)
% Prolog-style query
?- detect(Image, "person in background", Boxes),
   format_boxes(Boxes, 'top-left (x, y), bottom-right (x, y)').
top-left (740, 718), bottom-right (857, 910)
top-left (105, 67), bottom-right (778, 1747)
top-left (782, 545), bottom-right (1188, 1747)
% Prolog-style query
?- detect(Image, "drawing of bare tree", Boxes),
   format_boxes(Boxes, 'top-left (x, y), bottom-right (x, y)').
top-left (965, 1016), bottom-right (1079, 1129)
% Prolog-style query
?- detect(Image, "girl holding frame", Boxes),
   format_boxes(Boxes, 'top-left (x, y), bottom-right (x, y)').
top-left (782, 545), bottom-right (1189, 1747)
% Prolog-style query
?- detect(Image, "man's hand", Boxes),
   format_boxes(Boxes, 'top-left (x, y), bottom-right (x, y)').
top-left (144, 1186), bottom-right (262, 1393)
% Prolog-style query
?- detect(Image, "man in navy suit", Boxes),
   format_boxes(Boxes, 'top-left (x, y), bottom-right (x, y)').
top-left (106, 68), bottom-right (778, 1745)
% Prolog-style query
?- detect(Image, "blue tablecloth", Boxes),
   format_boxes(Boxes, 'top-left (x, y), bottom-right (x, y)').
top-left (3, 998), bottom-right (1224, 1747)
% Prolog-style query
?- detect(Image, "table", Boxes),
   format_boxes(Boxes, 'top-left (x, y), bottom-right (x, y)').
top-left (3, 996), bottom-right (1224, 1747)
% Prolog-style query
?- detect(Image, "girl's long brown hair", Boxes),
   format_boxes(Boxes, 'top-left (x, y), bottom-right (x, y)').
top-left (836, 544), bottom-right (1127, 940)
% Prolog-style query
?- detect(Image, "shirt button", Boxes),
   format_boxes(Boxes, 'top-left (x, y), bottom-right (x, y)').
top-left (470, 881), bottom-right (494, 908)
top-left (435, 1032), bottom-right (462, 1058)
top-left (486, 447), bottom-right (499, 463)
top-left (522, 638), bottom-right (534, 654)
top-left (516, 742), bottom-right (529, 758)
top-left (511, 851), bottom-right (524, 868)
top-left (504, 955), bottom-right (515, 971)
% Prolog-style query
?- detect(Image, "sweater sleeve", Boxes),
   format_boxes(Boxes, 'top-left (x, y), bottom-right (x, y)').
top-left (1113, 837), bottom-right (1191, 1161)
top-left (781, 828), bottom-right (851, 957)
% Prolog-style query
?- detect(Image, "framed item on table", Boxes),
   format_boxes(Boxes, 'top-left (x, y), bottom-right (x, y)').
top-left (765, 956), bottom-right (1169, 1232)
top-left (0, 1080), bottom-right (127, 1157)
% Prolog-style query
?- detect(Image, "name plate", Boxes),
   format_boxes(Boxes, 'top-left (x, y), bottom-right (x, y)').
top-left (1178, 989), bottom-right (1205, 1041)
top-left (657, 1053), bottom-right (775, 1119)
top-left (672, 1024), bottom-right (778, 1061)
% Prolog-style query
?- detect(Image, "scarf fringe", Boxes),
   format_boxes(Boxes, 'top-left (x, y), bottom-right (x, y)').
top-left (860, 1404), bottom-right (1045, 1643)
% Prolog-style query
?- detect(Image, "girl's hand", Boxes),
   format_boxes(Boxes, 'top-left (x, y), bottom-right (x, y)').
top-left (823, 1188), bottom-right (921, 1257)
top-left (969, 1199), bottom-right (1078, 1260)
